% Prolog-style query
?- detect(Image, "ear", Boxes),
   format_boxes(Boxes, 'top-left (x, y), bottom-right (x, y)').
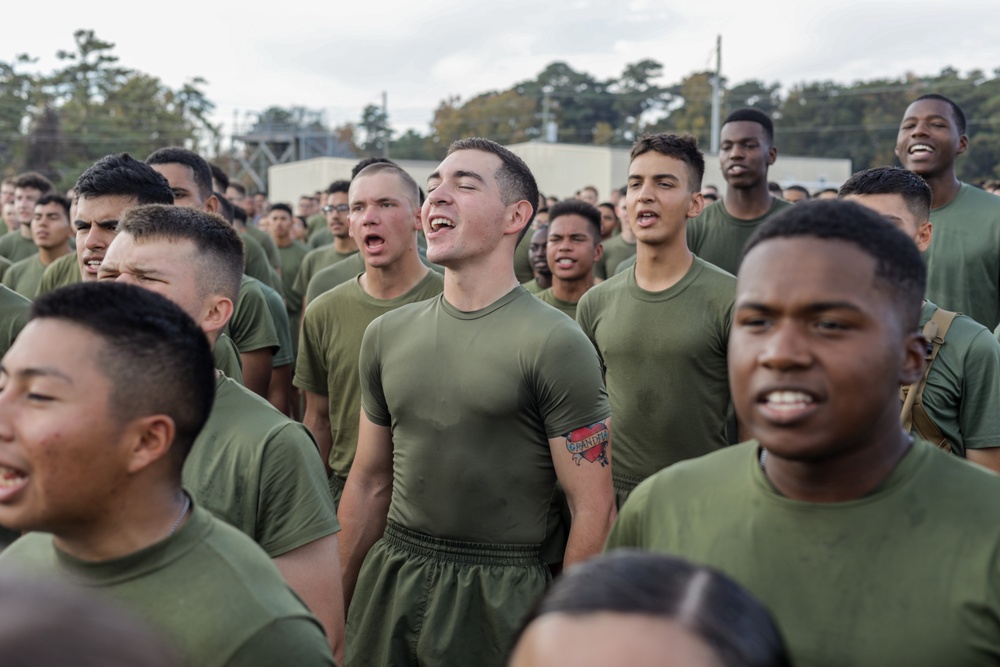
top-left (201, 295), bottom-right (234, 335)
top-left (915, 222), bottom-right (932, 252)
top-left (767, 145), bottom-right (778, 166)
top-left (412, 206), bottom-right (423, 231)
top-left (124, 414), bottom-right (176, 475)
top-left (686, 191), bottom-right (706, 220)
top-left (593, 241), bottom-right (604, 262)
top-left (204, 195), bottom-right (220, 214)
top-left (504, 200), bottom-right (535, 238)
top-left (957, 134), bottom-right (969, 157)
top-left (899, 329), bottom-right (926, 386)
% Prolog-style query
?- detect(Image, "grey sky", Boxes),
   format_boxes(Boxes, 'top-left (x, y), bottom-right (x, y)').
top-left (7, 0), bottom-right (999, 137)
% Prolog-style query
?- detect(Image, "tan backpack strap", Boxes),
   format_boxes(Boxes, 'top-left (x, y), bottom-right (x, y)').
top-left (900, 308), bottom-right (958, 451)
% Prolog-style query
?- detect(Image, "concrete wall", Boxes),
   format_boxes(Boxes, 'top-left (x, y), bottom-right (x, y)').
top-left (268, 145), bottom-right (853, 205)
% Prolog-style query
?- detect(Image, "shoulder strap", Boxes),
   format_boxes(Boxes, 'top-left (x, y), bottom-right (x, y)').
top-left (900, 308), bottom-right (958, 452)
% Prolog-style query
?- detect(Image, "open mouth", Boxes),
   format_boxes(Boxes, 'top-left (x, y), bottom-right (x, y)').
top-left (82, 257), bottom-right (103, 274)
top-left (364, 234), bottom-right (386, 252)
top-left (908, 144), bottom-right (935, 156)
top-left (554, 258), bottom-right (577, 269)
top-left (635, 211), bottom-right (659, 228)
top-left (757, 389), bottom-right (819, 423)
top-left (0, 464), bottom-right (28, 500)
top-left (428, 217), bottom-right (455, 233)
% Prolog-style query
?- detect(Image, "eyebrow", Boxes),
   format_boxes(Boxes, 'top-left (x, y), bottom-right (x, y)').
top-left (628, 173), bottom-right (681, 182)
top-left (427, 170), bottom-right (486, 185)
top-left (736, 301), bottom-right (863, 314)
top-left (902, 114), bottom-right (950, 124)
top-left (0, 365), bottom-right (74, 384)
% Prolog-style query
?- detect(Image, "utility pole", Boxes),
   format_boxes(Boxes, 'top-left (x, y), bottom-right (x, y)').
top-left (710, 35), bottom-right (722, 154)
top-left (382, 91), bottom-right (390, 158)
top-left (541, 87), bottom-right (551, 142)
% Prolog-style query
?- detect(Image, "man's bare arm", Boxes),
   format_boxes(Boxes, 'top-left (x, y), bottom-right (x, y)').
top-left (549, 416), bottom-right (616, 567)
top-left (273, 534), bottom-right (345, 664)
top-left (337, 410), bottom-right (394, 611)
top-left (241, 348), bottom-right (273, 397)
top-left (303, 391), bottom-right (333, 477)
top-left (967, 447), bottom-right (1000, 475)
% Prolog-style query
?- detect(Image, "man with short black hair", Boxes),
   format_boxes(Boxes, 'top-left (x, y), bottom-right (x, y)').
top-left (0, 172), bottom-right (54, 263)
top-left (609, 199), bottom-right (1000, 666)
top-left (782, 184), bottom-right (810, 203)
top-left (839, 166), bottom-right (1000, 474)
top-left (339, 137), bottom-right (614, 667)
top-left (522, 225), bottom-right (551, 294)
top-left (0, 282), bottom-right (335, 667)
top-left (895, 93), bottom-right (1000, 329)
top-left (38, 154), bottom-right (174, 295)
top-left (294, 181), bottom-right (359, 306)
top-left (536, 200), bottom-right (602, 319)
top-left (578, 133), bottom-right (734, 506)
top-left (686, 108), bottom-right (791, 275)
top-left (3, 195), bottom-right (73, 298)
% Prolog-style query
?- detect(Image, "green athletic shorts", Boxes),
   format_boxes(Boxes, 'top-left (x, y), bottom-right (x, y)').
top-left (612, 470), bottom-right (645, 509)
top-left (345, 521), bottom-right (550, 667)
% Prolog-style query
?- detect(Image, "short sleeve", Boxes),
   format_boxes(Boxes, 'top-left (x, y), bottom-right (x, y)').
top-left (294, 300), bottom-right (329, 395)
top-left (359, 317), bottom-right (390, 426)
top-left (533, 320), bottom-right (610, 438)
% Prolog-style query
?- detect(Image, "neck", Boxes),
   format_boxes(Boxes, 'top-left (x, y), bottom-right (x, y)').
top-left (53, 484), bottom-right (189, 561)
top-left (534, 272), bottom-right (552, 289)
top-left (18, 223), bottom-right (32, 239)
top-left (274, 236), bottom-right (293, 248)
top-left (922, 170), bottom-right (962, 209)
top-left (619, 225), bottom-right (637, 244)
top-left (443, 250), bottom-right (520, 312)
top-left (37, 244), bottom-right (70, 266)
top-left (552, 274), bottom-right (593, 303)
top-left (333, 236), bottom-right (358, 254)
top-left (723, 185), bottom-right (773, 219)
top-left (360, 250), bottom-right (429, 300)
top-left (762, 415), bottom-right (913, 503)
top-left (634, 239), bottom-right (694, 292)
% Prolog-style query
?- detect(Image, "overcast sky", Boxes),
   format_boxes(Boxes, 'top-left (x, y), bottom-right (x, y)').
top-left (7, 0), bottom-right (1000, 137)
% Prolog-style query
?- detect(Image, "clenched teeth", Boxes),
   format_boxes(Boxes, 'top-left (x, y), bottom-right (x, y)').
top-left (765, 391), bottom-right (814, 405)
top-left (909, 144), bottom-right (934, 154)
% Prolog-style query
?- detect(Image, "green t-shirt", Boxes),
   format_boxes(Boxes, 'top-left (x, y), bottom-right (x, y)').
top-left (1, 505), bottom-right (335, 667)
top-left (535, 288), bottom-right (578, 319)
top-left (242, 235), bottom-right (283, 296)
top-left (0, 284), bottom-right (29, 358)
top-left (686, 197), bottom-right (791, 275)
top-left (257, 278), bottom-right (295, 367)
top-left (295, 271), bottom-right (444, 479)
top-left (608, 440), bottom-right (1000, 667)
top-left (277, 241), bottom-right (309, 318)
top-left (213, 333), bottom-right (244, 384)
top-left (37, 252), bottom-right (80, 296)
top-left (925, 182), bottom-right (1000, 329)
top-left (360, 286), bottom-right (610, 544)
top-left (185, 374), bottom-right (339, 558)
top-left (593, 234), bottom-right (637, 281)
top-left (306, 213), bottom-right (327, 240)
top-left (521, 278), bottom-right (546, 294)
top-left (513, 230), bottom-right (535, 283)
top-left (1, 255), bottom-right (45, 298)
top-left (244, 224), bottom-right (281, 271)
top-left (918, 300), bottom-right (1000, 456)
top-left (309, 228), bottom-right (333, 249)
top-left (577, 259), bottom-right (734, 487)
top-left (305, 254), bottom-right (366, 305)
top-left (0, 255), bottom-right (11, 282)
top-left (293, 246), bottom-right (358, 314)
top-left (224, 276), bottom-right (280, 356)
top-left (0, 231), bottom-right (37, 263)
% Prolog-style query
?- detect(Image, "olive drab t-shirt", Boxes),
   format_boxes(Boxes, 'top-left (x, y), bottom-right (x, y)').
top-left (917, 300), bottom-right (1000, 456)
top-left (535, 288), bottom-right (579, 320)
top-left (1, 255), bottom-right (45, 299)
top-left (224, 275), bottom-right (280, 357)
top-left (305, 254), bottom-right (366, 305)
top-left (593, 234), bottom-right (637, 281)
top-left (513, 230), bottom-right (535, 283)
top-left (36, 252), bottom-right (80, 296)
top-left (0, 231), bottom-right (37, 264)
top-left (245, 224), bottom-right (281, 271)
top-left (295, 271), bottom-right (443, 480)
top-left (276, 241), bottom-right (309, 319)
top-left (293, 246), bottom-right (358, 313)
top-left (925, 183), bottom-right (1000, 330)
top-left (521, 278), bottom-right (546, 294)
top-left (184, 374), bottom-right (339, 557)
top-left (212, 333), bottom-right (244, 384)
top-left (608, 440), bottom-right (1000, 667)
top-left (360, 287), bottom-right (610, 544)
top-left (686, 197), bottom-right (791, 275)
top-left (242, 234), bottom-right (283, 296)
top-left (257, 279), bottom-right (295, 367)
top-left (1, 506), bottom-right (335, 667)
top-left (577, 259), bottom-right (734, 489)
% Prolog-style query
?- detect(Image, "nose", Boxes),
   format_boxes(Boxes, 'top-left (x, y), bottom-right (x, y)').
top-left (758, 321), bottom-right (812, 371)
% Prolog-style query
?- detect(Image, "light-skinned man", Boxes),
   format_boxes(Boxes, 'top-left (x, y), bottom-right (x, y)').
top-left (0, 172), bottom-right (53, 264)
top-left (98, 205), bottom-right (344, 661)
top-left (338, 138), bottom-right (614, 667)
top-left (296, 163), bottom-right (443, 509)
top-left (578, 134), bottom-right (734, 506)
top-left (3, 195), bottom-right (73, 298)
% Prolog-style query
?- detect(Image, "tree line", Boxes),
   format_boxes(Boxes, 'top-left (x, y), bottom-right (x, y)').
top-left (3, 31), bottom-right (999, 189)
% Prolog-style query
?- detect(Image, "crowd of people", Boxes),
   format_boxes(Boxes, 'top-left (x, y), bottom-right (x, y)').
top-left (0, 91), bottom-right (998, 667)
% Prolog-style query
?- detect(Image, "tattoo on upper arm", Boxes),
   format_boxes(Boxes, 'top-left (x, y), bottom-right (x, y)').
top-left (563, 421), bottom-right (609, 467)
